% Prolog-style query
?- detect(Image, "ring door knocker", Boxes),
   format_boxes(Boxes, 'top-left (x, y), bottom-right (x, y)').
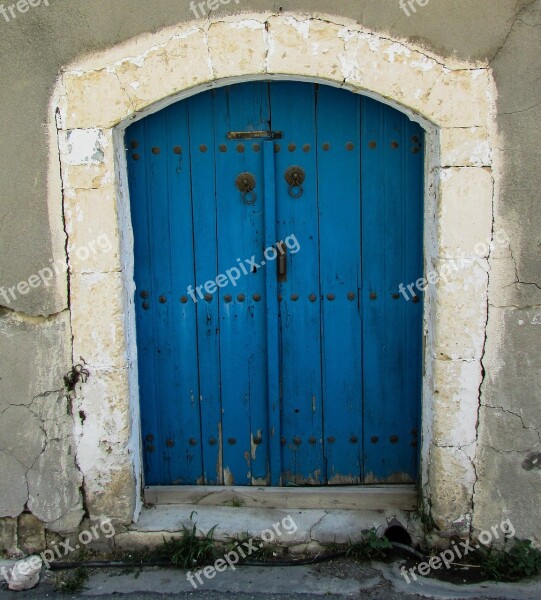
top-left (235, 172), bottom-right (257, 205)
top-left (284, 166), bottom-right (305, 198)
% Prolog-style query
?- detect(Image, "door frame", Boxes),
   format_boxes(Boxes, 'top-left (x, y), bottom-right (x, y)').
top-left (51, 13), bottom-right (496, 534)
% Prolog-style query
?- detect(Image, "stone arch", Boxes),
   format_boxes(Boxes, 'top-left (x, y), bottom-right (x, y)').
top-left (52, 12), bottom-right (495, 532)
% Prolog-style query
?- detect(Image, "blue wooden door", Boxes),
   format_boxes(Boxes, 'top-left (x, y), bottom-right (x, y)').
top-left (126, 82), bottom-right (424, 486)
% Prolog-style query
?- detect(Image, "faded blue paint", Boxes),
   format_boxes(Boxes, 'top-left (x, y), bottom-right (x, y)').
top-left (126, 82), bottom-right (424, 486)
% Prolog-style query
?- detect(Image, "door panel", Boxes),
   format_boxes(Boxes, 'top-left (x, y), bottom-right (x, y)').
top-left (212, 84), bottom-right (270, 485)
top-left (126, 82), bottom-right (424, 487)
top-left (186, 91), bottom-right (222, 485)
top-left (316, 85), bottom-right (363, 484)
top-left (271, 83), bottom-right (324, 485)
top-left (361, 98), bottom-right (424, 481)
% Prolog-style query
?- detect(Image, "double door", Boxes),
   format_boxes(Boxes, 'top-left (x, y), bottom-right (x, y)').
top-left (127, 82), bottom-right (424, 486)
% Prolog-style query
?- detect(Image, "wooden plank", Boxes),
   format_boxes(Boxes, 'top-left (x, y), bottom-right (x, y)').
top-left (316, 85), bottom-right (363, 484)
top-left (144, 485), bottom-right (417, 511)
top-left (148, 105), bottom-right (203, 485)
top-left (214, 83), bottom-right (270, 485)
top-left (127, 118), bottom-right (162, 485)
top-left (263, 139), bottom-right (282, 486)
top-left (187, 91), bottom-right (223, 485)
top-left (270, 82), bottom-right (324, 485)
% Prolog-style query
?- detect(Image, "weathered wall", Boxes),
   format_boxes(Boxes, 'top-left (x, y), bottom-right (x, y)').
top-left (0, 0), bottom-right (539, 553)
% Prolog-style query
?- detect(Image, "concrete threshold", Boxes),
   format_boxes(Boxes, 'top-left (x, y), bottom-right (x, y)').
top-left (116, 504), bottom-right (420, 551)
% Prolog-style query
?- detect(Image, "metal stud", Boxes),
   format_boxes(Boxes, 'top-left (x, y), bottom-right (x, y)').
top-left (389, 435), bottom-right (399, 444)
top-left (142, 302), bottom-right (149, 310)
top-left (327, 436), bottom-right (336, 443)
top-left (327, 293), bottom-right (335, 301)
top-left (291, 294), bottom-right (299, 301)
top-left (371, 436), bottom-right (379, 444)
top-left (288, 143), bottom-right (296, 152)
top-left (412, 295), bottom-right (420, 304)
top-left (391, 141), bottom-right (399, 149)
top-left (199, 144), bottom-right (208, 153)
top-left (219, 144), bottom-right (227, 152)
top-left (152, 147), bottom-right (161, 154)
top-left (204, 294), bottom-right (213, 302)
top-left (237, 294), bottom-right (245, 302)
top-left (350, 435), bottom-right (359, 444)
top-left (368, 140), bottom-right (377, 149)
top-left (188, 438), bottom-right (198, 446)
top-left (274, 143), bottom-right (281, 153)
top-left (345, 142), bottom-right (354, 151)
top-left (253, 144), bottom-right (261, 152)
top-left (392, 293), bottom-right (400, 299)
top-left (303, 144), bottom-right (310, 152)
top-left (166, 439), bottom-right (175, 448)
top-left (347, 291), bottom-right (355, 300)
top-left (209, 437), bottom-right (217, 446)
top-left (130, 140), bottom-right (139, 149)
top-left (132, 153), bottom-right (140, 161)
top-left (159, 295), bottom-right (167, 303)
top-left (308, 437), bottom-right (317, 445)
top-left (140, 290), bottom-right (149, 298)
top-left (253, 436), bottom-right (263, 445)
top-left (146, 445), bottom-right (155, 452)
top-left (228, 438), bottom-right (237, 445)
top-left (309, 293), bottom-right (317, 302)
top-left (224, 295), bottom-right (232, 303)
top-left (253, 293), bottom-right (261, 302)
top-left (293, 437), bottom-right (302, 446)
top-left (236, 144), bottom-right (245, 153)
top-left (322, 143), bottom-right (330, 151)
top-left (369, 292), bottom-right (377, 300)
top-left (145, 434), bottom-right (154, 442)
top-left (180, 296), bottom-right (188, 304)
top-left (173, 146), bottom-right (182, 154)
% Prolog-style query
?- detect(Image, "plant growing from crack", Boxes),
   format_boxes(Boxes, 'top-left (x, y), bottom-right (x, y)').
top-left (478, 538), bottom-right (541, 581)
top-left (63, 360), bottom-right (90, 415)
top-left (346, 528), bottom-right (392, 561)
top-left (155, 513), bottom-right (217, 568)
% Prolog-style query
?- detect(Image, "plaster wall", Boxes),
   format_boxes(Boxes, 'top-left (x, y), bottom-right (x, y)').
top-left (0, 0), bottom-right (539, 553)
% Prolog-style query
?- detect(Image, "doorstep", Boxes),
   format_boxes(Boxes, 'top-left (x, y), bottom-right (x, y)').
top-left (144, 484), bottom-right (417, 511)
top-left (115, 502), bottom-right (421, 552)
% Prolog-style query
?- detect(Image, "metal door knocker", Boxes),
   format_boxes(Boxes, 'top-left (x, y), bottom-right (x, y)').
top-left (285, 166), bottom-right (305, 198)
top-left (235, 172), bottom-right (257, 205)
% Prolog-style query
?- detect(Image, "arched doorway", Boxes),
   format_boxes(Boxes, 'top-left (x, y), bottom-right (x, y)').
top-left (126, 81), bottom-right (424, 487)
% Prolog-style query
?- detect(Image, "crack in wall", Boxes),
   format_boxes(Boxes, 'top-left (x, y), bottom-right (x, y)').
top-left (490, 0), bottom-right (539, 64)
